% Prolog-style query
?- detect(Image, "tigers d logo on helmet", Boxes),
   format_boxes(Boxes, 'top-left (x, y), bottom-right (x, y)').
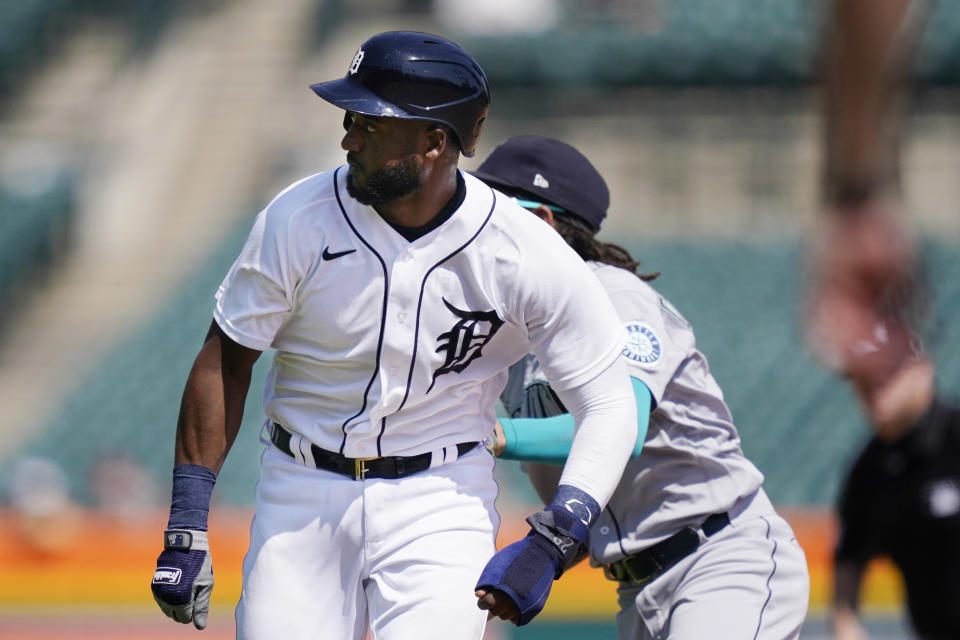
top-left (349, 48), bottom-right (364, 75)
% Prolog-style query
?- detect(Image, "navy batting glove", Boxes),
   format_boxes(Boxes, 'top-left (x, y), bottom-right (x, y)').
top-left (476, 485), bottom-right (599, 626)
top-left (152, 529), bottom-right (214, 629)
top-left (151, 464), bottom-right (216, 629)
top-left (476, 530), bottom-right (563, 625)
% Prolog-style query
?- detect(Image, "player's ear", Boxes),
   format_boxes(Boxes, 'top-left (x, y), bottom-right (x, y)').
top-left (424, 125), bottom-right (448, 159)
top-left (533, 205), bottom-right (556, 228)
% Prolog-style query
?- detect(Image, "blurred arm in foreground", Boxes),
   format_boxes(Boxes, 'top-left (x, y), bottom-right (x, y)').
top-left (806, 0), bottom-right (926, 384)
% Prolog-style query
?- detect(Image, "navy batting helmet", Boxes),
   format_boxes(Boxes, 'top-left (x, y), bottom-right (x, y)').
top-left (310, 31), bottom-right (490, 157)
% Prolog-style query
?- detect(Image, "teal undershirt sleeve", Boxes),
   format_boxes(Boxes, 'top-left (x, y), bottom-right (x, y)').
top-left (499, 377), bottom-right (652, 465)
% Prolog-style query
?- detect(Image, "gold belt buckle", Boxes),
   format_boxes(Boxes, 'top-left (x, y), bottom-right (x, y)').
top-left (353, 457), bottom-right (377, 480)
top-left (605, 558), bottom-right (653, 586)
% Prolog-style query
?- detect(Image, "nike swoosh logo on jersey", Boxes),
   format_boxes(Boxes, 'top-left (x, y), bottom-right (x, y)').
top-left (322, 247), bottom-right (356, 261)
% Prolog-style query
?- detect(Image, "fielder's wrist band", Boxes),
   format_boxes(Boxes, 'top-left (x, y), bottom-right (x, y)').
top-left (167, 464), bottom-right (217, 531)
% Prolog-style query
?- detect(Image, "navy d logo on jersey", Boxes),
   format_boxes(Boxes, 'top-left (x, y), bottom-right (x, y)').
top-left (427, 298), bottom-right (504, 392)
top-left (622, 322), bottom-right (662, 367)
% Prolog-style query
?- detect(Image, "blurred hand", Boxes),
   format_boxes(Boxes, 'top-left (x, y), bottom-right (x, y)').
top-left (831, 607), bottom-right (869, 640)
top-left (853, 355), bottom-right (934, 442)
top-left (805, 197), bottom-right (918, 388)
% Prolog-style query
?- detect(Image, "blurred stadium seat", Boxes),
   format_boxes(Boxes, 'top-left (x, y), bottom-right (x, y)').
top-left (0, 0), bottom-right (71, 98)
top-left (451, 0), bottom-right (960, 87)
top-left (0, 168), bottom-right (75, 331)
top-left (0, 221), bottom-right (264, 506)
top-left (0, 0), bottom-right (200, 101)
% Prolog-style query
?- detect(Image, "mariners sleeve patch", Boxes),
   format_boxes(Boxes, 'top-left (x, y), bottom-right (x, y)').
top-left (621, 322), bottom-right (662, 367)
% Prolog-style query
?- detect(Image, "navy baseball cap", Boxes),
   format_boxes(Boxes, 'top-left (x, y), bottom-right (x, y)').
top-left (473, 135), bottom-right (609, 232)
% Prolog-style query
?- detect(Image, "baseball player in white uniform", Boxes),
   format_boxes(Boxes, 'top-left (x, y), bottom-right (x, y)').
top-left (149, 32), bottom-right (637, 639)
top-left (474, 135), bottom-right (811, 639)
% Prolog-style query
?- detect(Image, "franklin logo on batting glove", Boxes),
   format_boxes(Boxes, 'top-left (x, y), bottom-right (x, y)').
top-left (153, 568), bottom-right (182, 585)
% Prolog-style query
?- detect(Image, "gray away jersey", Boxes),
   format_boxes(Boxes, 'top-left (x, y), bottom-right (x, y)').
top-left (501, 261), bottom-right (764, 562)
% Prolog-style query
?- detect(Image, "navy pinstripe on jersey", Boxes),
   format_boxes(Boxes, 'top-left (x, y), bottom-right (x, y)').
top-left (333, 166), bottom-right (390, 455)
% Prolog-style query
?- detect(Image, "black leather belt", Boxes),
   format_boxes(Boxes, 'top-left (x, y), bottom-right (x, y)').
top-left (270, 422), bottom-right (479, 480)
top-left (604, 512), bottom-right (731, 585)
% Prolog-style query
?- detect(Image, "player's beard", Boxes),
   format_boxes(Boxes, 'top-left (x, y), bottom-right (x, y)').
top-left (347, 157), bottom-right (422, 207)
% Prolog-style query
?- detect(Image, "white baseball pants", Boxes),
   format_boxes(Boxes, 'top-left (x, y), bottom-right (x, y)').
top-left (236, 445), bottom-right (499, 640)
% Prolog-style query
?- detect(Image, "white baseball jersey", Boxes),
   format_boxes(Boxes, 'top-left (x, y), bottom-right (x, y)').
top-left (214, 168), bottom-right (626, 461)
top-left (501, 261), bottom-right (765, 562)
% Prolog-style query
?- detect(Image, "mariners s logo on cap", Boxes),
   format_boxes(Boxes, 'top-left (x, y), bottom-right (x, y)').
top-left (622, 322), bottom-right (662, 367)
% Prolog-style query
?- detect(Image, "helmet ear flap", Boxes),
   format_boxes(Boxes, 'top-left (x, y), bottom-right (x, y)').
top-left (465, 112), bottom-right (488, 158)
